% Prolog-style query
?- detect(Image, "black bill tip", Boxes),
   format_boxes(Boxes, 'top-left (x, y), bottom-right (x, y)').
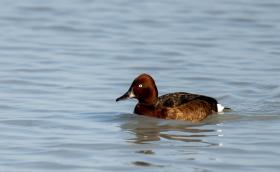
top-left (116, 89), bottom-right (135, 102)
top-left (116, 91), bottom-right (130, 102)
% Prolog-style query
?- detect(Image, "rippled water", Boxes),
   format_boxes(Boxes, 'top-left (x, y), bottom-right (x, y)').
top-left (0, 0), bottom-right (280, 171)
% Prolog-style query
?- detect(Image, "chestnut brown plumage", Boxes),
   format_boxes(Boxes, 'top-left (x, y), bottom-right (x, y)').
top-left (116, 73), bottom-right (221, 122)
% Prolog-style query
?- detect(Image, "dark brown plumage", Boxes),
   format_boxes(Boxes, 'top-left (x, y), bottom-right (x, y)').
top-left (116, 73), bottom-right (224, 122)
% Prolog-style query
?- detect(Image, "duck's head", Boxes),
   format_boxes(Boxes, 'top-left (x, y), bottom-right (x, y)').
top-left (116, 73), bottom-right (158, 104)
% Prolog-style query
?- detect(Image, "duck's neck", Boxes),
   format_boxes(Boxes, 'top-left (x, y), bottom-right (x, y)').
top-left (134, 103), bottom-right (167, 119)
top-left (134, 103), bottom-right (156, 117)
top-left (139, 87), bottom-right (158, 105)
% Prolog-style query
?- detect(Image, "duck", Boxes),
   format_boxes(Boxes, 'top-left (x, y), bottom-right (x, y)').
top-left (116, 73), bottom-right (228, 122)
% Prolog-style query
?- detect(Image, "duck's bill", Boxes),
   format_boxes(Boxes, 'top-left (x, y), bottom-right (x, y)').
top-left (116, 89), bottom-right (135, 102)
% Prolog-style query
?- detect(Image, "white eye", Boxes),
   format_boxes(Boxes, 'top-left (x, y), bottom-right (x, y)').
top-left (138, 84), bottom-right (143, 88)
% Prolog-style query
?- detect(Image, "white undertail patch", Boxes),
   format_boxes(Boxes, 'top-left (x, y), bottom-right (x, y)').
top-left (217, 104), bottom-right (225, 113)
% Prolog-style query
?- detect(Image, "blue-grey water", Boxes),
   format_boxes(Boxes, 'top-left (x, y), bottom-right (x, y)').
top-left (0, 0), bottom-right (280, 171)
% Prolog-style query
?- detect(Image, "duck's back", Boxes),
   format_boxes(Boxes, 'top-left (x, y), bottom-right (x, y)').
top-left (156, 92), bottom-right (218, 121)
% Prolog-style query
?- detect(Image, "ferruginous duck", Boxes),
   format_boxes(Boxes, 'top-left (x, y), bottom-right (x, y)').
top-left (116, 73), bottom-right (228, 122)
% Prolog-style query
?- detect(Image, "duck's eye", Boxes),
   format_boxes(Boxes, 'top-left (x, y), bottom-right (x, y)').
top-left (138, 84), bottom-right (143, 88)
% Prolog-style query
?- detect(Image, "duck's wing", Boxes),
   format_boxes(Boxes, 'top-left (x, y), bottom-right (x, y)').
top-left (157, 92), bottom-right (217, 111)
top-left (157, 92), bottom-right (199, 107)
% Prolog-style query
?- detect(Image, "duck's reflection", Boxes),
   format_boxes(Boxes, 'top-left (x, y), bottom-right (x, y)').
top-left (120, 113), bottom-right (223, 146)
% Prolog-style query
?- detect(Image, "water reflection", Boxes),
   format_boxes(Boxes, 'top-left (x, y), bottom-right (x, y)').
top-left (120, 114), bottom-right (221, 146)
top-left (132, 161), bottom-right (164, 167)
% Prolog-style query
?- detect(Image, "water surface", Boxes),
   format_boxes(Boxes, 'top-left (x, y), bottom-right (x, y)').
top-left (0, 0), bottom-right (280, 171)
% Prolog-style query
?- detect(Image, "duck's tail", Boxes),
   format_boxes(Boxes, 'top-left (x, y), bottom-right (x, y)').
top-left (217, 104), bottom-right (232, 113)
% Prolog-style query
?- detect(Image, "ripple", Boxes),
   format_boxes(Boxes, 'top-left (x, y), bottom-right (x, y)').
top-left (1, 0), bottom-right (280, 172)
